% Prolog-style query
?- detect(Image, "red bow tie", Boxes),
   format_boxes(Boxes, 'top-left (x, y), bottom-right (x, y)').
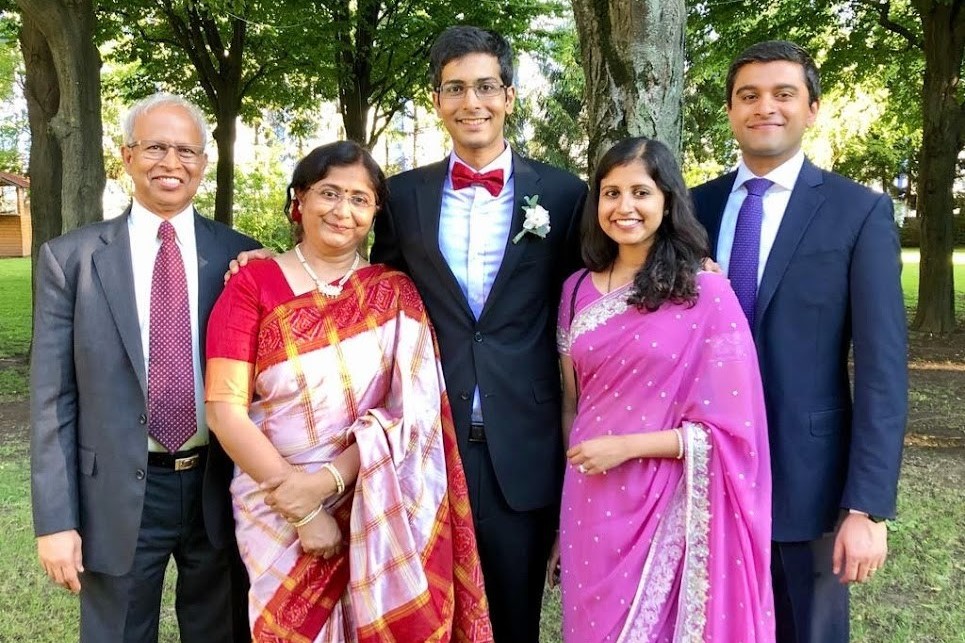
top-left (450, 162), bottom-right (504, 197)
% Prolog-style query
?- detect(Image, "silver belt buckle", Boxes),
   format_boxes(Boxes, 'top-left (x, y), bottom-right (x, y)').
top-left (174, 454), bottom-right (199, 471)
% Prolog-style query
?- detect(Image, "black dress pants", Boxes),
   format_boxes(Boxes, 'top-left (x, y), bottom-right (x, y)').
top-left (772, 533), bottom-right (850, 643)
top-left (462, 438), bottom-right (557, 643)
top-left (79, 464), bottom-right (238, 643)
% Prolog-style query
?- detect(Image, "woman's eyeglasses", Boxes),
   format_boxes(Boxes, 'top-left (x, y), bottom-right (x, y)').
top-left (307, 186), bottom-right (377, 211)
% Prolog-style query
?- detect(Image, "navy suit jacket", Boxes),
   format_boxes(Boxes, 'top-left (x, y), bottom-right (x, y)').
top-left (371, 152), bottom-right (587, 512)
top-left (692, 159), bottom-right (907, 542)
top-left (30, 210), bottom-right (260, 574)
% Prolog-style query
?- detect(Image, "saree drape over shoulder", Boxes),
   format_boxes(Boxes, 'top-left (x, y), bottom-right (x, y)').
top-left (206, 260), bottom-right (491, 643)
top-left (557, 271), bottom-right (774, 643)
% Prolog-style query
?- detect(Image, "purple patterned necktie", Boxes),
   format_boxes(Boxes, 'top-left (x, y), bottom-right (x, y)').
top-left (147, 220), bottom-right (196, 453)
top-left (729, 177), bottom-right (773, 323)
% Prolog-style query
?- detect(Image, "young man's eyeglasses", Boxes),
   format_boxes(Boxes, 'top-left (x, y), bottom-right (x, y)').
top-left (307, 186), bottom-right (377, 211)
top-left (435, 80), bottom-right (507, 100)
top-left (127, 140), bottom-right (205, 164)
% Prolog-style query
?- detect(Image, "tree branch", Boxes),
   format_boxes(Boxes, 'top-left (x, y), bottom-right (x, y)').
top-left (854, 0), bottom-right (924, 49)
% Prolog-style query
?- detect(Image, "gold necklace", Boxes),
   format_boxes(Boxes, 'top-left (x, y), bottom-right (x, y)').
top-left (294, 244), bottom-right (360, 298)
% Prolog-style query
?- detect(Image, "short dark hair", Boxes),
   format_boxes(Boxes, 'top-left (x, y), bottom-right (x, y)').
top-left (284, 141), bottom-right (388, 235)
top-left (582, 137), bottom-right (708, 311)
top-left (726, 40), bottom-right (821, 107)
top-left (429, 26), bottom-right (514, 89)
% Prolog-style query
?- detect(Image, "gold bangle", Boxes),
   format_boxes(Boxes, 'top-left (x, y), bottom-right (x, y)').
top-left (321, 462), bottom-right (346, 496)
top-left (674, 428), bottom-right (684, 460)
top-left (291, 503), bottom-right (324, 528)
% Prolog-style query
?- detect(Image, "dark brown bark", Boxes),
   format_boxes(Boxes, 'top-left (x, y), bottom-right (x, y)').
top-left (571, 0), bottom-right (685, 170)
top-left (19, 15), bottom-right (61, 299)
top-left (212, 108), bottom-right (236, 227)
top-left (334, 0), bottom-right (377, 148)
top-left (16, 0), bottom-right (105, 292)
top-left (910, 0), bottom-right (964, 333)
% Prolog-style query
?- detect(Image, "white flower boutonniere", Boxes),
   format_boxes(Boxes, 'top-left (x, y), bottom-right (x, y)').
top-left (512, 195), bottom-right (551, 244)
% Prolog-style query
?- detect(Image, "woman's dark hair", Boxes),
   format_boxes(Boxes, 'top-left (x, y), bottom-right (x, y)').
top-left (429, 26), bottom-right (515, 89)
top-left (582, 137), bottom-right (708, 312)
top-left (726, 40), bottom-right (821, 107)
top-left (284, 140), bottom-right (388, 237)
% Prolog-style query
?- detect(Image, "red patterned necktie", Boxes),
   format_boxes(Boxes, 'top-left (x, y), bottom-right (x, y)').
top-left (147, 220), bottom-right (196, 453)
top-left (450, 161), bottom-right (504, 197)
top-left (729, 177), bottom-right (773, 323)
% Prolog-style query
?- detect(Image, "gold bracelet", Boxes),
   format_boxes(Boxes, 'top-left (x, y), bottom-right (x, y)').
top-left (674, 428), bottom-right (684, 460)
top-left (291, 503), bottom-right (324, 528)
top-left (321, 462), bottom-right (346, 496)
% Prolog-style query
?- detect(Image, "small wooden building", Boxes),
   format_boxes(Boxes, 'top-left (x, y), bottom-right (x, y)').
top-left (0, 171), bottom-right (30, 257)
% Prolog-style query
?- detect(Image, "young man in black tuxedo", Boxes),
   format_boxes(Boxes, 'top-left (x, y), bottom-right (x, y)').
top-left (371, 25), bottom-right (587, 642)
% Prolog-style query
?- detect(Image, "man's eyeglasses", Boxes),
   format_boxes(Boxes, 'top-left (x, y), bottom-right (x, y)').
top-left (435, 80), bottom-right (508, 100)
top-left (127, 140), bottom-right (205, 164)
top-left (307, 186), bottom-right (377, 211)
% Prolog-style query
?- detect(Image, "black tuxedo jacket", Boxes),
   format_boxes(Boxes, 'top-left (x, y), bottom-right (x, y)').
top-left (692, 160), bottom-right (907, 541)
top-left (372, 152), bottom-right (587, 511)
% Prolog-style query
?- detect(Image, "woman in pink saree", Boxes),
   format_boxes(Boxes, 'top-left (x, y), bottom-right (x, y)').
top-left (205, 142), bottom-right (490, 642)
top-left (551, 138), bottom-right (774, 642)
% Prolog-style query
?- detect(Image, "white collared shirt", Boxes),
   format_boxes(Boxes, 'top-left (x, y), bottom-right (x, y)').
top-left (128, 200), bottom-right (206, 451)
top-left (439, 145), bottom-right (515, 319)
top-left (439, 144), bottom-right (515, 422)
top-left (717, 150), bottom-right (805, 283)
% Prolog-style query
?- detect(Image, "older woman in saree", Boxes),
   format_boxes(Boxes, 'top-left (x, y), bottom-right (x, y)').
top-left (550, 138), bottom-right (774, 642)
top-left (205, 141), bottom-right (491, 642)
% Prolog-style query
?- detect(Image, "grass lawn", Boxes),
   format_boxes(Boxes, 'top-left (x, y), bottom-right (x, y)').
top-left (900, 250), bottom-right (965, 319)
top-left (0, 258), bottom-right (31, 400)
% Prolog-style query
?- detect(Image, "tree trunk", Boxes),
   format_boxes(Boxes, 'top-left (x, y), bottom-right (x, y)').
top-left (212, 107), bottom-right (236, 226)
top-left (17, 0), bottom-right (105, 236)
top-left (16, 0), bottom-right (105, 291)
top-left (19, 15), bottom-right (61, 299)
top-left (571, 0), bottom-right (686, 171)
top-left (912, 0), bottom-right (963, 333)
top-left (333, 0), bottom-right (377, 148)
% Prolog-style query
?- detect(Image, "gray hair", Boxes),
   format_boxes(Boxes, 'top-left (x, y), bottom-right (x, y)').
top-left (121, 92), bottom-right (208, 148)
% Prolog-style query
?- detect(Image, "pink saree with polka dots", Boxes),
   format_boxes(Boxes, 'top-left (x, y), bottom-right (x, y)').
top-left (557, 271), bottom-right (775, 643)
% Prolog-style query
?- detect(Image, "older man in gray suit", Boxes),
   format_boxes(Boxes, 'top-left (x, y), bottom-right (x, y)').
top-left (30, 93), bottom-right (259, 642)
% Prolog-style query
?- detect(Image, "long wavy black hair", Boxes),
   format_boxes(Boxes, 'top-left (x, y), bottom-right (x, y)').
top-left (581, 137), bottom-right (709, 311)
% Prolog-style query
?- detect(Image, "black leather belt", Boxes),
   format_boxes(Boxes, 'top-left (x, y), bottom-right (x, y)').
top-left (469, 422), bottom-right (486, 443)
top-left (147, 446), bottom-right (207, 471)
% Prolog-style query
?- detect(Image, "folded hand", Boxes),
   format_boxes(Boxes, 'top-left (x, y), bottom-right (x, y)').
top-left (567, 435), bottom-right (629, 475)
top-left (296, 510), bottom-right (343, 559)
top-left (262, 470), bottom-right (326, 523)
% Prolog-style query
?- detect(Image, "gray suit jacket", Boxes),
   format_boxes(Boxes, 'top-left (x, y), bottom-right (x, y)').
top-left (30, 209), bottom-right (259, 575)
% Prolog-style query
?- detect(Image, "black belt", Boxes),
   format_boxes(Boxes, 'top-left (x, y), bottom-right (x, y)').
top-left (147, 445), bottom-right (207, 471)
top-left (469, 422), bottom-right (486, 443)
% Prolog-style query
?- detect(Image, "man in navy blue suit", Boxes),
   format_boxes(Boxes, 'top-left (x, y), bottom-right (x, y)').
top-left (691, 41), bottom-right (907, 643)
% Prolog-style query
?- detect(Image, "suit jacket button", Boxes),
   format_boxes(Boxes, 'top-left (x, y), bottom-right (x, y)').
top-left (135, 469), bottom-right (145, 480)
top-left (138, 414), bottom-right (147, 425)
top-left (459, 392), bottom-right (470, 400)
top-left (474, 332), bottom-right (483, 343)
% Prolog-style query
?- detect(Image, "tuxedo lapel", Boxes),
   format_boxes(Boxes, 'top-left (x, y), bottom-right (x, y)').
top-left (91, 211), bottom-right (147, 396)
top-left (417, 159), bottom-right (474, 318)
top-left (480, 152), bottom-right (541, 321)
top-left (755, 160), bottom-right (825, 330)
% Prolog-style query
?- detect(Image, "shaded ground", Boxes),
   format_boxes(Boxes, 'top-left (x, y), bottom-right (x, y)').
top-left (905, 329), bottom-right (965, 446)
